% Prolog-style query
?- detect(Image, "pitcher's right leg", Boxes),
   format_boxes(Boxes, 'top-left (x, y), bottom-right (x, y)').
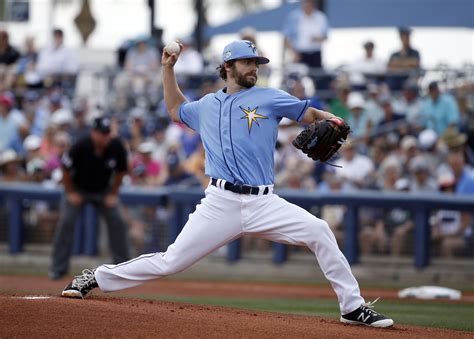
top-left (94, 186), bottom-right (242, 292)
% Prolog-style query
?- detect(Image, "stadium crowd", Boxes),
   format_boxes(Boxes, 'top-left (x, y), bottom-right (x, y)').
top-left (0, 22), bottom-right (473, 259)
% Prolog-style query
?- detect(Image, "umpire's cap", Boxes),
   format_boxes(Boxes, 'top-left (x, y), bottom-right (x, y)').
top-left (222, 40), bottom-right (269, 64)
top-left (92, 116), bottom-right (111, 134)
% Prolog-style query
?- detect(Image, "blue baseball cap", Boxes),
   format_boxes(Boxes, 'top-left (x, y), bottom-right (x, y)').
top-left (222, 40), bottom-right (269, 64)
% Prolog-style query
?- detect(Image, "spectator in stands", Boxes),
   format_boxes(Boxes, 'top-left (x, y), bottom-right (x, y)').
top-left (44, 131), bottom-right (71, 176)
top-left (0, 30), bottom-right (20, 66)
top-left (329, 82), bottom-right (350, 120)
top-left (369, 138), bottom-right (392, 173)
top-left (348, 41), bottom-right (386, 89)
top-left (433, 148), bottom-right (474, 257)
top-left (360, 158), bottom-right (413, 255)
top-left (150, 123), bottom-right (171, 164)
top-left (408, 155), bottom-right (438, 192)
top-left (0, 95), bottom-right (20, 151)
top-left (117, 36), bottom-right (160, 98)
top-left (22, 91), bottom-right (43, 135)
top-left (163, 146), bottom-right (200, 187)
top-left (275, 151), bottom-right (316, 190)
top-left (124, 37), bottom-right (160, 74)
top-left (364, 83), bottom-right (384, 127)
top-left (131, 141), bottom-right (164, 186)
top-left (0, 30), bottom-right (20, 89)
top-left (37, 29), bottom-right (79, 89)
top-left (282, 0), bottom-right (329, 69)
top-left (431, 174), bottom-right (472, 257)
top-left (417, 129), bottom-right (441, 171)
top-left (386, 27), bottom-right (421, 91)
top-left (421, 81), bottom-right (460, 135)
top-left (39, 124), bottom-right (58, 159)
top-left (374, 96), bottom-right (406, 137)
top-left (120, 106), bottom-right (154, 151)
top-left (387, 27), bottom-right (421, 72)
top-left (49, 116), bottom-right (130, 280)
top-left (35, 91), bottom-right (69, 136)
top-left (399, 135), bottom-right (419, 176)
top-left (448, 147), bottom-right (474, 195)
top-left (15, 36), bottom-right (40, 87)
top-left (334, 141), bottom-right (374, 189)
top-left (388, 178), bottom-right (414, 256)
top-left (434, 138), bottom-right (474, 252)
top-left (173, 37), bottom-right (204, 77)
top-left (319, 172), bottom-right (349, 247)
top-left (69, 99), bottom-right (91, 143)
top-left (50, 108), bottom-right (74, 133)
top-left (23, 134), bottom-right (46, 182)
top-left (0, 149), bottom-right (25, 182)
top-left (393, 80), bottom-right (423, 130)
top-left (346, 92), bottom-right (370, 142)
top-left (446, 147), bottom-right (474, 256)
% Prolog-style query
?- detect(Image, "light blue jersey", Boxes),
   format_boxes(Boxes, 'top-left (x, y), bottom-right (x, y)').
top-left (179, 86), bottom-right (309, 186)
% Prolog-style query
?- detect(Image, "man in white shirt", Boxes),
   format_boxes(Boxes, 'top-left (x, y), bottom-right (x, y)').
top-left (37, 29), bottom-right (79, 80)
top-left (348, 41), bottom-right (386, 88)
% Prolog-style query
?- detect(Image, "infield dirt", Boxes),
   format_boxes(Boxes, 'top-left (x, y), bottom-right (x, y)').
top-left (0, 276), bottom-right (472, 338)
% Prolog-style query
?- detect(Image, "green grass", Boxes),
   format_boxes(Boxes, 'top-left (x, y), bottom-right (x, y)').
top-left (126, 294), bottom-right (474, 332)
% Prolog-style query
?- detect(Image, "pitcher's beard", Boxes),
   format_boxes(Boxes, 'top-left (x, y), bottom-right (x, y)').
top-left (231, 67), bottom-right (257, 88)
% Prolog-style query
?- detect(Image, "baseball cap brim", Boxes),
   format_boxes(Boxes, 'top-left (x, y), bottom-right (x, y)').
top-left (229, 55), bottom-right (270, 65)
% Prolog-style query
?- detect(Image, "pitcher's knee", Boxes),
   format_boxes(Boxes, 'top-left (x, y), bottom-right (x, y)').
top-left (311, 218), bottom-right (332, 236)
top-left (306, 218), bottom-right (338, 245)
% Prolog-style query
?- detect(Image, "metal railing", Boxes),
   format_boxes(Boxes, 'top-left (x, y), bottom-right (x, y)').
top-left (0, 182), bottom-right (473, 268)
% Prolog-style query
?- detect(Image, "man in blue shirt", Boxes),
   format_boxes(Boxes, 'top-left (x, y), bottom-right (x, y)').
top-left (61, 40), bottom-right (393, 328)
top-left (442, 149), bottom-right (474, 256)
top-left (421, 81), bottom-right (460, 135)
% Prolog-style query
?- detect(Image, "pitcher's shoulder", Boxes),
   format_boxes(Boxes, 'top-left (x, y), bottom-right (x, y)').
top-left (250, 87), bottom-right (281, 96)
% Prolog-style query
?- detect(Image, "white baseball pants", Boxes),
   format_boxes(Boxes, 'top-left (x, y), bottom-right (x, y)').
top-left (95, 184), bottom-right (364, 314)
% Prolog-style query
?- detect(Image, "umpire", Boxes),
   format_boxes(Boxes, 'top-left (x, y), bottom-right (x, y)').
top-left (49, 116), bottom-right (130, 280)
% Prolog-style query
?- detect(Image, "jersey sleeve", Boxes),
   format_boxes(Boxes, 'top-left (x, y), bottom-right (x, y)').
top-left (272, 89), bottom-right (310, 122)
top-left (178, 100), bottom-right (200, 132)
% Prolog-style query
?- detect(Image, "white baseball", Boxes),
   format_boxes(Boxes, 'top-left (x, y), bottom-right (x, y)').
top-left (165, 41), bottom-right (181, 55)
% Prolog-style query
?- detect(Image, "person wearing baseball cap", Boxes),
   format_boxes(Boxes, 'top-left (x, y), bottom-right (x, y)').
top-left (49, 114), bottom-right (130, 280)
top-left (92, 115), bottom-right (112, 134)
top-left (62, 38), bottom-right (394, 330)
top-left (221, 40), bottom-right (270, 65)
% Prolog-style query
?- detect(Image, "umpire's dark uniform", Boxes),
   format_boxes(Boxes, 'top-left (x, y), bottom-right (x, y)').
top-left (49, 117), bottom-right (130, 279)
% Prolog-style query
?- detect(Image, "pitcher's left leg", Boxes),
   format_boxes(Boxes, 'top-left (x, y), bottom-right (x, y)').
top-left (244, 194), bottom-right (363, 314)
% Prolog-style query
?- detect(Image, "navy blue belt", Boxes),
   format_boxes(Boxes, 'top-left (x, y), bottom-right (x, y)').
top-left (211, 178), bottom-right (270, 195)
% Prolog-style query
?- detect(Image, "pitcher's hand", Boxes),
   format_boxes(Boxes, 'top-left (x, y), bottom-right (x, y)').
top-left (161, 42), bottom-right (183, 68)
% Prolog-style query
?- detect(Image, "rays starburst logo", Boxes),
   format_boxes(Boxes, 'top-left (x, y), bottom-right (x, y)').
top-left (240, 106), bottom-right (267, 133)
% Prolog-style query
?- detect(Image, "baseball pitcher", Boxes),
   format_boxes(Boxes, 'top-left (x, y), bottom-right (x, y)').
top-left (61, 40), bottom-right (393, 328)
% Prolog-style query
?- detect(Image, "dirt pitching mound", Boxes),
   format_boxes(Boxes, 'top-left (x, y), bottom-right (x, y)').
top-left (0, 276), bottom-right (472, 338)
top-left (0, 294), bottom-right (469, 338)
